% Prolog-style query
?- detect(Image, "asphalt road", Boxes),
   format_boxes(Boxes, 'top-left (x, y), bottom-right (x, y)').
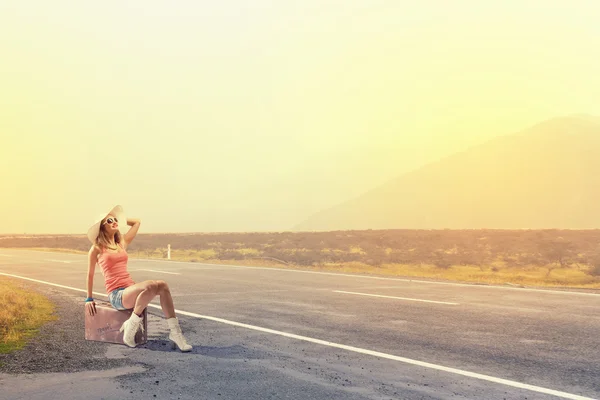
top-left (0, 249), bottom-right (598, 400)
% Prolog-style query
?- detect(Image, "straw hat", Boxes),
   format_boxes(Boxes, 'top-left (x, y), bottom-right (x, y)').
top-left (87, 205), bottom-right (127, 244)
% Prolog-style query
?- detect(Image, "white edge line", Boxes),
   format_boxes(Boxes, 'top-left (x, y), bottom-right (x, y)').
top-left (128, 259), bottom-right (600, 297)
top-left (0, 271), bottom-right (594, 400)
top-left (0, 272), bottom-right (110, 300)
top-left (44, 259), bottom-right (72, 264)
top-left (132, 269), bottom-right (181, 275)
top-left (1, 250), bottom-right (81, 256)
top-left (334, 290), bottom-right (459, 305)
top-left (4, 249), bottom-right (600, 297)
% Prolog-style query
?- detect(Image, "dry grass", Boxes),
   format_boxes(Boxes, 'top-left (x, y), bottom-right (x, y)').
top-left (8, 247), bottom-right (600, 289)
top-left (173, 258), bottom-right (600, 289)
top-left (146, 253), bottom-right (600, 288)
top-left (0, 278), bottom-right (57, 354)
top-left (320, 262), bottom-right (600, 288)
top-left (137, 249), bottom-right (599, 288)
top-left (21, 247), bottom-right (88, 255)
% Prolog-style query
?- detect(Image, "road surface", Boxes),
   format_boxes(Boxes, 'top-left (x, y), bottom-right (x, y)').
top-left (0, 249), bottom-right (598, 399)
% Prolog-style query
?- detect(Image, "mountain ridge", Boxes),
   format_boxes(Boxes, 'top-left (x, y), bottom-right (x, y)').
top-left (293, 115), bottom-right (600, 231)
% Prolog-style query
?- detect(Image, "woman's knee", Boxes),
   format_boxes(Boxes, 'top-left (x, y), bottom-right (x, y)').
top-left (156, 280), bottom-right (170, 293)
top-left (142, 280), bottom-right (160, 295)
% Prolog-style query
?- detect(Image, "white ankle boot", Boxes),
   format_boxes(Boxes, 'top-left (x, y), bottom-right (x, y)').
top-left (119, 312), bottom-right (144, 348)
top-left (166, 317), bottom-right (192, 352)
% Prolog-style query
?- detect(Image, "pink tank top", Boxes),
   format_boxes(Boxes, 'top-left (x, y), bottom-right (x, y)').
top-left (97, 244), bottom-right (136, 294)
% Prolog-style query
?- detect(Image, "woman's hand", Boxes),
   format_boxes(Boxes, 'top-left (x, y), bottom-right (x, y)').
top-left (127, 218), bottom-right (141, 227)
top-left (85, 300), bottom-right (97, 316)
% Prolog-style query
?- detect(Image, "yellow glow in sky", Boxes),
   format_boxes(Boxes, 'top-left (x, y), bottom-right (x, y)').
top-left (1, 1), bottom-right (599, 233)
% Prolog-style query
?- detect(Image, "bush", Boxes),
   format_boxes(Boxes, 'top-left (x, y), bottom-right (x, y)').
top-left (434, 259), bottom-right (452, 269)
top-left (588, 264), bottom-right (600, 277)
top-left (218, 250), bottom-right (245, 260)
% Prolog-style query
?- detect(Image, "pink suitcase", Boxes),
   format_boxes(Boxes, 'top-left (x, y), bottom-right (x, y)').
top-left (84, 300), bottom-right (148, 345)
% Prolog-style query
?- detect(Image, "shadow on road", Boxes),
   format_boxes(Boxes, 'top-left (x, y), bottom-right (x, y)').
top-left (140, 341), bottom-right (252, 358)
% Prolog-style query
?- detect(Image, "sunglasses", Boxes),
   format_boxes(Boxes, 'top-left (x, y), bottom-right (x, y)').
top-left (103, 217), bottom-right (118, 225)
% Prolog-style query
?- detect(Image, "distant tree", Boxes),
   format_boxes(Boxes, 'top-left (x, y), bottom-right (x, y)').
top-left (517, 252), bottom-right (543, 267)
top-left (432, 251), bottom-right (453, 269)
top-left (539, 237), bottom-right (576, 276)
top-left (585, 250), bottom-right (600, 277)
top-left (457, 250), bottom-right (487, 270)
top-left (219, 250), bottom-right (245, 260)
top-left (589, 264), bottom-right (600, 277)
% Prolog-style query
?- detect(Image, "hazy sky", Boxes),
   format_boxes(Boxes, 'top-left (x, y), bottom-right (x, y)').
top-left (1, 0), bottom-right (599, 234)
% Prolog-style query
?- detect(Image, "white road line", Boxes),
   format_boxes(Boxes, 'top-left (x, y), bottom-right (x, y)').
top-left (334, 290), bottom-right (459, 305)
top-left (355, 285), bottom-right (418, 290)
top-left (44, 259), bottom-right (72, 264)
top-left (5, 249), bottom-right (600, 297)
top-left (1, 249), bottom-right (82, 256)
top-left (0, 272), bottom-right (593, 400)
top-left (179, 267), bottom-right (243, 271)
top-left (0, 272), bottom-right (109, 299)
top-left (131, 269), bottom-right (181, 275)
top-left (134, 258), bottom-right (600, 297)
top-left (0, 254), bottom-right (13, 257)
top-left (172, 289), bottom-right (290, 296)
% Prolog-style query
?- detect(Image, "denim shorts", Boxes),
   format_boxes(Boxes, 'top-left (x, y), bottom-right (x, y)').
top-left (108, 287), bottom-right (130, 311)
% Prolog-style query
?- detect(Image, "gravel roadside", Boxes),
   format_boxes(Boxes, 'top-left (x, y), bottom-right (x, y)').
top-left (0, 279), bottom-right (136, 374)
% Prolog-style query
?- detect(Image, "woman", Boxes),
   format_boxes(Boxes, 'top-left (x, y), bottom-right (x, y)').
top-left (84, 205), bottom-right (192, 352)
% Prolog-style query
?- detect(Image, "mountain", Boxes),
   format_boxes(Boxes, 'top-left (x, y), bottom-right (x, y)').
top-left (293, 115), bottom-right (600, 231)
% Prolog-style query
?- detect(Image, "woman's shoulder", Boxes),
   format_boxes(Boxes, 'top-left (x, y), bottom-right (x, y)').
top-left (89, 244), bottom-right (103, 254)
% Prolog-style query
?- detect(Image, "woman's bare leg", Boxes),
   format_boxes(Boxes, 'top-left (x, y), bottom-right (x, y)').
top-left (121, 280), bottom-right (175, 318)
top-left (121, 280), bottom-right (154, 311)
top-left (157, 281), bottom-right (175, 319)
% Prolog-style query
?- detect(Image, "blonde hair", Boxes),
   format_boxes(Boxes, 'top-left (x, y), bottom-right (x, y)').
top-left (95, 218), bottom-right (122, 250)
